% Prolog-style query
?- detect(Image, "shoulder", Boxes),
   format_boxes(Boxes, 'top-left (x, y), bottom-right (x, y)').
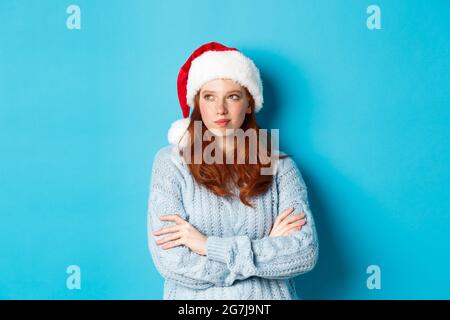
top-left (273, 151), bottom-right (307, 186)
top-left (153, 144), bottom-right (176, 162)
top-left (153, 145), bottom-right (186, 164)
top-left (273, 152), bottom-right (308, 190)
top-left (149, 145), bottom-right (188, 190)
top-left (273, 150), bottom-right (299, 176)
top-left (152, 144), bottom-right (189, 177)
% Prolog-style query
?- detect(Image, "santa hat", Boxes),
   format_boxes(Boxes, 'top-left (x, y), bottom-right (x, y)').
top-left (168, 41), bottom-right (264, 148)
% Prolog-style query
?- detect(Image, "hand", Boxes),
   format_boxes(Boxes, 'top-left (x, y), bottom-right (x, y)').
top-left (269, 207), bottom-right (306, 238)
top-left (152, 214), bottom-right (208, 256)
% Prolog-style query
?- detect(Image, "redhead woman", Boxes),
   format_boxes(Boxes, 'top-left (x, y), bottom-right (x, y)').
top-left (147, 42), bottom-right (319, 300)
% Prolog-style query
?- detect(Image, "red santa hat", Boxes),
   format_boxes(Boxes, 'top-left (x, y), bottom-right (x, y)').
top-left (168, 41), bottom-right (264, 147)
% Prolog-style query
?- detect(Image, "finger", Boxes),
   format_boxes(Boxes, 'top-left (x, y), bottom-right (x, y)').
top-left (159, 214), bottom-right (185, 224)
top-left (280, 219), bottom-right (306, 235)
top-left (152, 225), bottom-right (180, 236)
top-left (285, 227), bottom-right (300, 236)
top-left (283, 224), bottom-right (304, 236)
top-left (278, 215), bottom-right (305, 230)
top-left (284, 228), bottom-right (295, 235)
top-left (155, 232), bottom-right (182, 245)
top-left (153, 225), bottom-right (179, 236)
top-left (281, 213), bottom-right (306, 226)
top-left (273, 207), bottom-right (295, 228)
top-left (162, 239), bottom-right (182, 250)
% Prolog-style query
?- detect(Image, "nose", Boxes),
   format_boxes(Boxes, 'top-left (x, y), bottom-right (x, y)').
top-left (215, 99), bottom-right (228, 115)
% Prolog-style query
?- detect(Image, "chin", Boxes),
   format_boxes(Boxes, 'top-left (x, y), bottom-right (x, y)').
top-left (209, 127), bottom-right (236, 137)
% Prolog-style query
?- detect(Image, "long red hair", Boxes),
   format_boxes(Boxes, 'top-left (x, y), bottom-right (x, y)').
top-left (179, 88), bottom-right (288, 208)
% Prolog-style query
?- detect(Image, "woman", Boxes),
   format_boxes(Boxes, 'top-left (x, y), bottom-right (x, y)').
top-left (147, 42), bottom-right (319, 300)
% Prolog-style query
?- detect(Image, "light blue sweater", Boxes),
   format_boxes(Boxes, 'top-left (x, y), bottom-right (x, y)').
top-left (147, 145), bottom-right (319, 300)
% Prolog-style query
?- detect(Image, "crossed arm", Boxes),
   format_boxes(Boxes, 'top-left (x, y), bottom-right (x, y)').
top-left (147, 150), bottom-right (319, 289)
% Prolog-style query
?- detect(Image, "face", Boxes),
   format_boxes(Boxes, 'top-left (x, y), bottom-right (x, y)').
top-left (198, 78), bottom-right (251, 136)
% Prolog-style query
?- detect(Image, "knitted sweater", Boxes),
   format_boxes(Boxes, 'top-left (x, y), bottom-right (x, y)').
top-left (146, 145), bottom-right (319, 300)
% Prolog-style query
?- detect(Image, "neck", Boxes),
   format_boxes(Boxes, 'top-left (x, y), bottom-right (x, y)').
top-left (215, 134), bottom-right (235, 154)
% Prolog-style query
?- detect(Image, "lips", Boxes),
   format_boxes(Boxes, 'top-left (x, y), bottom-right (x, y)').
top-left (214, 119), bottom-right (230, 126)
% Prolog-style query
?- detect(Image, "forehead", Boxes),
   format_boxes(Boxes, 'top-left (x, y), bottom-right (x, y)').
top-left (200, 78), bottom-right (243, 92)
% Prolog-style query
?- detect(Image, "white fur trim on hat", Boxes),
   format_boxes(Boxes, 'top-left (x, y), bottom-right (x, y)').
top-left (186, 50), bottom-right (263, 112)
top-left (167, 117), bottom-right (191, 147)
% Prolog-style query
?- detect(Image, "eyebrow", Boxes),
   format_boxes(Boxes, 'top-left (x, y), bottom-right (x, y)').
top-left (201, 90), bottom-right (242, 94)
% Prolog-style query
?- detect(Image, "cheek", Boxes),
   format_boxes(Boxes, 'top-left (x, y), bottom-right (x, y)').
top-left (199, 104), bottom-right (213, 122)
top-left (232, 103), bottom-right (248, 119)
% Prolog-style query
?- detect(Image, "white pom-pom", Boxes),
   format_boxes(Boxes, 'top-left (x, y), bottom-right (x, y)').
top-left (167, 117), bottom-right (191, 148)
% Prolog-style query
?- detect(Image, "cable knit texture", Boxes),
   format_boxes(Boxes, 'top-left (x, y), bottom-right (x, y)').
top-left (147, 145), bottom-right (319, 300)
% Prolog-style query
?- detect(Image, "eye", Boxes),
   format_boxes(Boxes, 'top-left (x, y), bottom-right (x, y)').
top-left (229, 94), bottom-right (241, 100)
top-left (203, 94), bottom-right (214, 101)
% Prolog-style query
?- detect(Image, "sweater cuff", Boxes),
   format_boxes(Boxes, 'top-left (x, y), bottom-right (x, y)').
top-left (206, 236), bottom-right (234, 264)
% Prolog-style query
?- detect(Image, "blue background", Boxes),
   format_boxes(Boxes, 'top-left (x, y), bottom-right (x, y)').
top-left (0, 0), bottom-right (449, 299)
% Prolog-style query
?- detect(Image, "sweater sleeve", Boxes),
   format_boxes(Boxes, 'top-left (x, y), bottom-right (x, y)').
top-left (205, 156), bottom-right (319, 280)
top-left (147, 147), bottom-right (232, 289)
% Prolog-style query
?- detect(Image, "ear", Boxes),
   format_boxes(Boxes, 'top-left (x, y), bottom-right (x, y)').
top-left (246, 104), bottom-right (252, 114)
